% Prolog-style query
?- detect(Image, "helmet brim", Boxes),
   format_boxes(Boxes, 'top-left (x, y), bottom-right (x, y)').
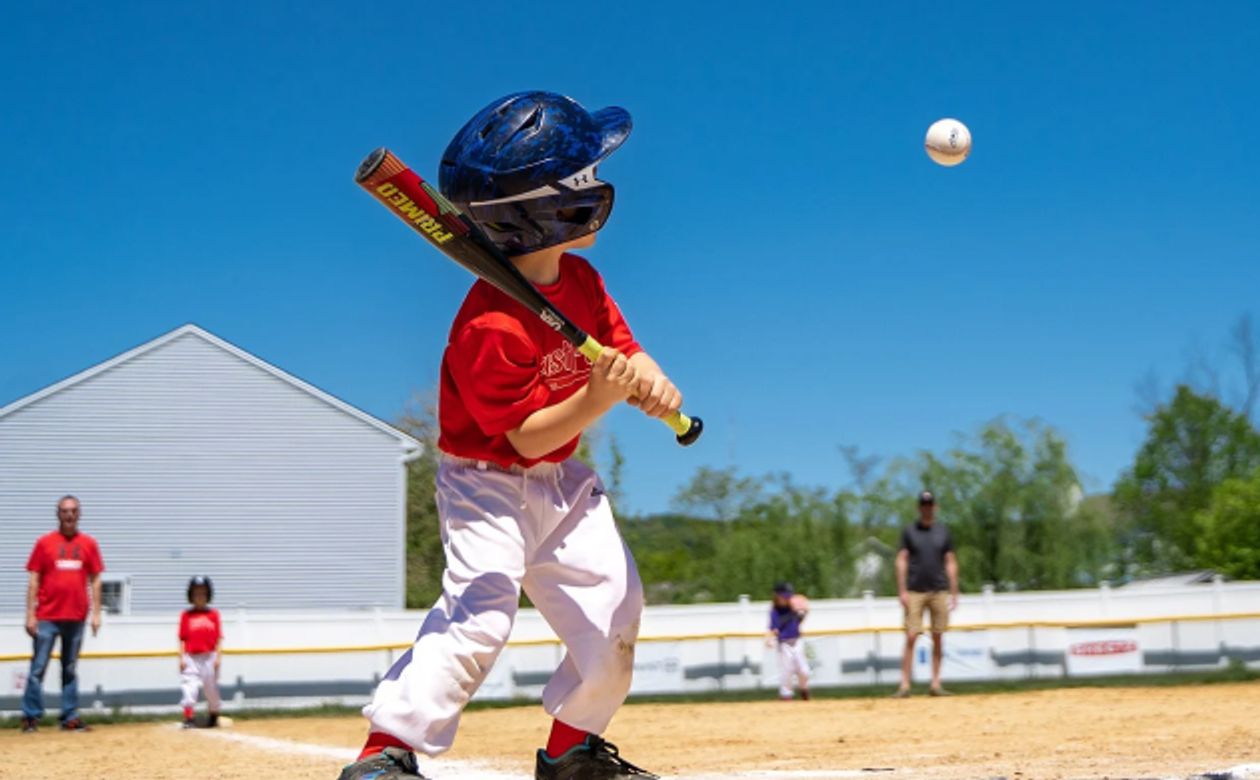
top-left (591, 106), bottom-right (633, 163)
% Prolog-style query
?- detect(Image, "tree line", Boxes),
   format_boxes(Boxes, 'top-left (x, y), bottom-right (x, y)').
top-left (397, 315), bottom-right (1260, 608)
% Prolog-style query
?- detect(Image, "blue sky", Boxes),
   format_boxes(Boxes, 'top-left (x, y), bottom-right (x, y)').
top-left (2, 3), bottom-right (1258, 512)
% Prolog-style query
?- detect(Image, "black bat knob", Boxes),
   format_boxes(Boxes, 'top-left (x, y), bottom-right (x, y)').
top-left (676, 416), bottom-right (704, 447)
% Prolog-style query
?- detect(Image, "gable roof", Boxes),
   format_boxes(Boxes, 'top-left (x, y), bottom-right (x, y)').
top-left (0, 324), bottom-right (421, 455)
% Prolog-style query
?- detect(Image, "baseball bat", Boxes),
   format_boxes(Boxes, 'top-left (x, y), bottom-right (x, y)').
top-left (354, 148), bottom-right (703, 447)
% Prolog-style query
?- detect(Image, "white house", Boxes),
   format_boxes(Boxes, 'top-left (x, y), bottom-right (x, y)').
top-left (0, 324), bottom-right (421, 614)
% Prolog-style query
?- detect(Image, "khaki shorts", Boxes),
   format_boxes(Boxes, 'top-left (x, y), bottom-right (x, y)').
top-left (905, 591), bottom-right (950, 635)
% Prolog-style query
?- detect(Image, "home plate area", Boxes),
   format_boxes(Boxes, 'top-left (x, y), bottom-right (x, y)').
top-left (197, 729), bottom-right (898, 779)
top-left (3, 685), bottom-right (1257, 780)
top-left (176, 684), bottom-right (1260, 780)
top-left (196, 727), bottom-right (1260, 780)
top-left (195, 730), bottom-right (896, 778)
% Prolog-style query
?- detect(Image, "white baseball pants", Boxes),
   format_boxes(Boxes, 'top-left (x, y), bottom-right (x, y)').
top-left (777, 639), bottom-right (809, 699)
top-left (180, 652), bottom-right (221, 710)
top-left (364, 457), bottom-right (644, 757)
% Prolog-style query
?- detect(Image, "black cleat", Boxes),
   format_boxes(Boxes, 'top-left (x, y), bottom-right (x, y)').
top-left (337, 747), bottom-right (427, 780)
top-left (60, 718), bottom-right (91, 732)
top-left (21, 717), bottom-right (39, 733)
top-left (182, 718), bottom-right (197, 729)
top-left (206, 713), bottom-right (219, 728)
top-left (535, 736), bottom-right (658, 779)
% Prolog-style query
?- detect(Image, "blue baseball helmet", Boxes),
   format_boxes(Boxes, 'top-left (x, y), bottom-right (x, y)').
top-left (438, 91), bottom-right (632, 256)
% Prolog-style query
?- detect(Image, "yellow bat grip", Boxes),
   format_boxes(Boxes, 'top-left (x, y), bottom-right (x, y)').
top-left (578, 337), bottom-right (700, 443)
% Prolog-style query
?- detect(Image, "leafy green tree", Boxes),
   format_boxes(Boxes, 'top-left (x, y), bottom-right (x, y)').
top-left (572, 429), bottom-right (598, 468)
top-left (671, 465), bottom-right (767, 523)
top-left (400, 398), bottom-right (1109, 608)
top-left (619, 513), bottom-right (723, 603)
top-left (1017, 430), bottom-right (1111, 588)
top-left (606, 434), bottom-right (627, 509)
top-left (1114, 386), bottom-right (1260, 572)
top-left (395, 395), bottom-right (445, 609)
top-left (704, 475), bottom-right (854, 600)
top-left (648, 416), bottom-right (1107, 602)
top-left (667, 470), bottom-right (852, 599)
top-left (900, 419), bottom-right (1105, 591)
top-left (1194, 469), bottom-right (1260, 579)
top-left (838, 445), bottom-right (892, 534)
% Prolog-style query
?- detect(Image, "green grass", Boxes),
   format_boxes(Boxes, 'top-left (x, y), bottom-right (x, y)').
top-left (4, 665), bottom-right (1256, 728)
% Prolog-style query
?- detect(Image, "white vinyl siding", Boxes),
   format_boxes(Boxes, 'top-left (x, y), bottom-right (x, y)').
top-left (0, 326), bottom-right (418, 614)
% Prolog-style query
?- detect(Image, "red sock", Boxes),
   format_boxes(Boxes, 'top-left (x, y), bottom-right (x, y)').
top-left (358, 731), bottom-right (412, 761)
top-left (183, 707), bottom-right (193, 721)
top-left (546, 720), bottom-right (589, 758)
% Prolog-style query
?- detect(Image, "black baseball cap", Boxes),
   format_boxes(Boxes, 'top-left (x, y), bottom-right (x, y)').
top-left (918, 490), bottom-right (936, 506)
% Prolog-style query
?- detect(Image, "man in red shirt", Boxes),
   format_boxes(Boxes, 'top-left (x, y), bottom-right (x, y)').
top-left (21, 495), bottom-right (104, 733)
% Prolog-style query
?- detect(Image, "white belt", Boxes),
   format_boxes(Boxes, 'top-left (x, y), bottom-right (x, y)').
top-left (440, 453), bottom-right (565, 477)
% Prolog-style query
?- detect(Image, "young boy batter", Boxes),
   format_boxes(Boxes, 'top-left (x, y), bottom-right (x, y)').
top-left (339, 92), bottom-right (684, 780)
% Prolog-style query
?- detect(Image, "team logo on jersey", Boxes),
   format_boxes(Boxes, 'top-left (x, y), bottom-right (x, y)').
top-left (188, 614), bottom-right (216, 632)
top-left (540, 341), bottom-right (591, 390)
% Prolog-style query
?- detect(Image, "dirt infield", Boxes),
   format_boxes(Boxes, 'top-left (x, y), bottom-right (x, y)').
top-left (3, 682), bottom-right (1258, 779)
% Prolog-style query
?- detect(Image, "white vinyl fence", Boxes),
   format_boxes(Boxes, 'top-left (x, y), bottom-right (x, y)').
top-left (3, 580), bottom-right (1258, 716)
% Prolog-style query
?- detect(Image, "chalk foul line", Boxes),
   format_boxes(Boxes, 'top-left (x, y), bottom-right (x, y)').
top-left (185, 726), bottom-right (519, 779)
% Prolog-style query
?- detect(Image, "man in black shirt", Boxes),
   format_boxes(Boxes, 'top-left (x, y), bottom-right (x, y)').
top-left (893, 490), bottom-right (959, 697)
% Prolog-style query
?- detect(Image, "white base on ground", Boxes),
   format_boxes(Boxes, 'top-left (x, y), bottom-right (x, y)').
top-left (684, 773), bottom-right (889, 779)
top-left (1207, 764), bottom-right (1260, 780)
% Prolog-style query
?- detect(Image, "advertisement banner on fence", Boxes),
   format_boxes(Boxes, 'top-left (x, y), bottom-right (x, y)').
top-left (631, 641), bottom-right (686, 694)
top-left (913, 630), bottom-right (995, 682)
top-left (1065, 628), bottom-right (1142, 676)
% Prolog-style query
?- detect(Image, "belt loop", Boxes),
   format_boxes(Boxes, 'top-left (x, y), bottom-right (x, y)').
top-left (476, 460), bottom-right (488, 471)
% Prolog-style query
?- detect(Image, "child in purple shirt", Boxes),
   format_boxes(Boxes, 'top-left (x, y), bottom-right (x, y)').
top-left (767, 582), bottom-right (810, 701)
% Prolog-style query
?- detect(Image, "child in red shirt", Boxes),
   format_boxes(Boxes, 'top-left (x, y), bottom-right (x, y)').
top-left (341, 92), bottom-right (685, 780)
top-left (178, 575), bottom-right (221, 728)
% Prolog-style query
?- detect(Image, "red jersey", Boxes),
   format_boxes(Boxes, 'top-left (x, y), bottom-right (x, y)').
top-left (179, 608), bottom-right (222, 655)
top-left (26, 531), bottom-right (104, 621)
top-left (438, 253), bottom-right (641, 467)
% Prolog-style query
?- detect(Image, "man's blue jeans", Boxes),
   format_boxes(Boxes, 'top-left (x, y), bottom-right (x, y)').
top-left (22, 620), bottom-right (85, 722)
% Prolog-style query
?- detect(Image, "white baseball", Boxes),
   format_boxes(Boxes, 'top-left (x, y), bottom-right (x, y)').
top-left (925, 118), bottom-right (971, 167)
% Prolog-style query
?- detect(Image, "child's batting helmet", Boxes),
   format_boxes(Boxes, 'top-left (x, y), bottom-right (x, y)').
top-left (187, 575), bottom-right (214, 603)
top-left (438, 91), bottom-right (631, 256)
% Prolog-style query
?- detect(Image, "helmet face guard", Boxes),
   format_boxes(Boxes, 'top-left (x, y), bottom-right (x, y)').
top-left (467, 166), bottom-right (615, 256)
